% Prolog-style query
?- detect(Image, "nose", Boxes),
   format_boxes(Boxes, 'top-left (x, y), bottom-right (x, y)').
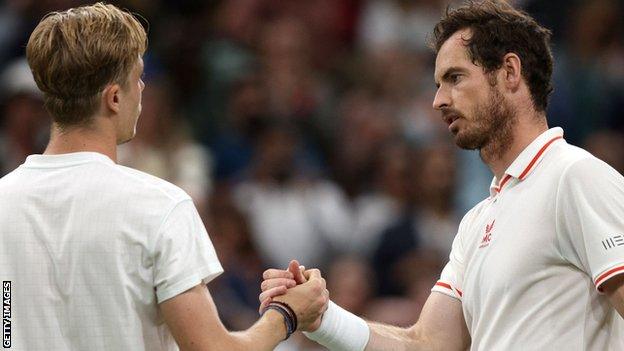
top-left (433, 86), bottom-right (450, 111)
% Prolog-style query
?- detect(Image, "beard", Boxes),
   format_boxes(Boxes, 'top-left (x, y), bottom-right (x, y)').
top-left (450, 86), bottom-right (517, 161)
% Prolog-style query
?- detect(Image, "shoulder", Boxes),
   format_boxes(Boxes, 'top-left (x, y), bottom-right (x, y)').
top-left (555, 144), bottom-right (619, 184)
top-left (108, 164), bottom-right (191, 203)
top-left (548, 142), bottom-right (597, 174)
top-left (553, 144), bottom-right (624, 200)
top-left (460, 198), bottom-right (489, 227)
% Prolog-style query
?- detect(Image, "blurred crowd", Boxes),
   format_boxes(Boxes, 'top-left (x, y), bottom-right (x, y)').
top-left (1, 0), bottom-right (623, 349)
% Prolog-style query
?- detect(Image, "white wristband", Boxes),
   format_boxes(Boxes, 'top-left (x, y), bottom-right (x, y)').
top-left (303, 301), bottom-right (370, 351)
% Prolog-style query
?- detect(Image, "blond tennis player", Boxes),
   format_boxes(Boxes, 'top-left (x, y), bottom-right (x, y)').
top-left (0, 3), bottom-right (327, 350)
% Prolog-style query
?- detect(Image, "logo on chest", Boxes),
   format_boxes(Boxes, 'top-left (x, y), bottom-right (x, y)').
top-left (479, 220), bottom-right (495, 249)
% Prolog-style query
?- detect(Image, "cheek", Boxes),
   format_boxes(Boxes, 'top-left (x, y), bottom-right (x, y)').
top-left (454, 83), bottom-right (489, 118)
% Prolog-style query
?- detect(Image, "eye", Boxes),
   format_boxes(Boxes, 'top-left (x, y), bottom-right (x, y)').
top-left (450, 73), bottom-right (462, 84)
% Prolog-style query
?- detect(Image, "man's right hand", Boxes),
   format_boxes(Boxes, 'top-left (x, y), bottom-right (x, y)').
top-left (259, 260), bottom-right (327, 331)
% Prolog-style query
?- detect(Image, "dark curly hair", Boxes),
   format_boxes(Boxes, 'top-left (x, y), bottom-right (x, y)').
top-left (431, 0), bottom-right (554, 112)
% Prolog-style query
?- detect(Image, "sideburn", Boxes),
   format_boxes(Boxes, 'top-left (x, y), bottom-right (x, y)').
top-left (478, 87), bottom-right (518, 163)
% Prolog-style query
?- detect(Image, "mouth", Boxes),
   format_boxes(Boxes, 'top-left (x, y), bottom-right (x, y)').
top-left (443, 114), bottom-right (461, 126)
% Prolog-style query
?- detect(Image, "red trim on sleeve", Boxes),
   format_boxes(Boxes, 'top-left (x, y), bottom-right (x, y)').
top-left (435, 281), bottom-right (463, 297)
top-left (435, 282), bottom-right (452, 290)
top-left (595, 265), bottom-right (624, 292)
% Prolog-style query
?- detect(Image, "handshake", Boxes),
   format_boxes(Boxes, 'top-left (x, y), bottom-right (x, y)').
top-left (257, 259), bottom-right (329, 334)
top-left (256, 260), bottom-right (371, 351)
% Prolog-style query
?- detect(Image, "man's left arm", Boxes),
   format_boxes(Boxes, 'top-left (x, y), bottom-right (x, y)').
top-left (603, 275), bottom-right (624, 318)
top-left (556, 156), bottom-right (624, 313)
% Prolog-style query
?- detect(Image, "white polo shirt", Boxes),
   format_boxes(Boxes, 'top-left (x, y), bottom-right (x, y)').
top-left (0, 152), bottom-right (223, 350)
top-left (432, 127), bottom-right (624, 350)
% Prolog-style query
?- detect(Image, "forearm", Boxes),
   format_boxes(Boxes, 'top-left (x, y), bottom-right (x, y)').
top-left (162, 284), bottom-right (290, 351)
top-left (304, 297), bottom-right (468, 351)
top-left (225, 310), bottom-right (287, 351)
top-left (303, 308), bottom-right (424, 351)
top-left (365, 322), bottom-right (423, 351)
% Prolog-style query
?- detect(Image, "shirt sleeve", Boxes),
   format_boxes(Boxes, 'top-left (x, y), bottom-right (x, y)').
top-left (432, 217), bottom-right (466, 300)
top-left (556, 156), bottom-right (624, 292)
top-left (153, 199), bottom-right (223, 303)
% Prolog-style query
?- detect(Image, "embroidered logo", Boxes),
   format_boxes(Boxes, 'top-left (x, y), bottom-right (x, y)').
top-left (479, 220), bottom-right (495, 248)
top-left (602, 234), bottom-right (624, 251)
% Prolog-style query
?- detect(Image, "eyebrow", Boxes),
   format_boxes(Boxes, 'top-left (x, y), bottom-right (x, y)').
top-left (435, 66), bottom-right (468, 87)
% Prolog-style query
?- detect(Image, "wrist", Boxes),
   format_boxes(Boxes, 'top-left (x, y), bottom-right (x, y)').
top-left (262, 308), bottom-right (288, 340)
top-left (261, 302), bottom-right (297, 340)
top-left (303, 301), bottom-right (370, 351)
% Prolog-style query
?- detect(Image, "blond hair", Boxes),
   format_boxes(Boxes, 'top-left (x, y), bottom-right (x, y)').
top-left (26, 2), bottom-right (147, 126)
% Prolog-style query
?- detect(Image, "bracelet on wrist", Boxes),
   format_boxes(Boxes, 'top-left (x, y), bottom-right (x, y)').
top-left (261, 303), bottom-right (295, 340)
top-left (268, 301), bottom-right (298, 332)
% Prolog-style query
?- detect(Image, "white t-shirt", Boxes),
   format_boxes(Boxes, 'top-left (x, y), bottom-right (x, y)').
top-left (0, 152), bottom-right (223, 350)
top-left (432, 128), bottom-right (624, 350)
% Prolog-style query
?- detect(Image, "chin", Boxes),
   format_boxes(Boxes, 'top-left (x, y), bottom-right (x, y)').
top-left (453, 130), bottom-right (485, 150)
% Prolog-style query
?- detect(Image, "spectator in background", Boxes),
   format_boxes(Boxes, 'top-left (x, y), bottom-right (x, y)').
top-left (584, 130), bottom-right (624, 175)
top-left (327, 255), bottom-right (374, 316)
top-left (373, 141), bottom-right (458, 296)
top-left (403, 249), bottom-right (446, 315)
top-left (363, 250), bottom-right (444, 327)
top-left (205, 191), bottom-right (266, 331)
top-left (548, 0), bottom-right (624, 144)
top-left (190, 0), bottom-right (263, 144)
top-left (0, 58), bottom-right (48, 175)
top-left (211, 74), bottom-right (271, 182)
top-left (234, 122), bottom-right (352, 269)
top-left (411, 142), bottom-right (459, 256)
top-left (331, 89), bottom-right (398, 198)
top-left (349, 140), bottom-right (412, 257)
top-left (258, 15), bottom-right (334, 159)
top-left (358, 0), bottom-right (443, 54)
top-left (118, 78), bottom-right (213, 211)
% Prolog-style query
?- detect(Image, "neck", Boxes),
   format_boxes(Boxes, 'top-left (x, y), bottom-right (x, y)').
top-left (44, 118), bottom-right (118, 163)
top-left (481, 112), bottom-right (548, 181)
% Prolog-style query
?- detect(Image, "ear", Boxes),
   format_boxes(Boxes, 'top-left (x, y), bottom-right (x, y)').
top-left (501, 53), bottom-right (522, 91)
top-left (102, 83), bottom-right (122, 115)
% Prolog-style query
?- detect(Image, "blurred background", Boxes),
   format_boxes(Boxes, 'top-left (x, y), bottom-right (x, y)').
top-left (0, 0), bottom-right (623, 349)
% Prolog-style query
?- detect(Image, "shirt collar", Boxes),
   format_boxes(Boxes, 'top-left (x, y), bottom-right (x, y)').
top-left (489, 127), bottom-right (565, 196)
top-left (23, 152), bottom-right (115, 168)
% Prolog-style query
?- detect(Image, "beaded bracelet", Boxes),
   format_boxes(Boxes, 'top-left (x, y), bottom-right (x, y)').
top-left (262, 304), bottom-right (295, 340)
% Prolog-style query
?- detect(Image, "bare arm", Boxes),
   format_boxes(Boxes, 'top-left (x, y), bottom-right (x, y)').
top-left (160, 284), bottom-right (284, 351)
top-left (603, 275), bottom-right (624, 318)
top-left (365, 292), bottom-right (469, 351)
top-left (260, 263), bottom-right (470, 351)
top-left (162, 273), bottom-right (327, 351)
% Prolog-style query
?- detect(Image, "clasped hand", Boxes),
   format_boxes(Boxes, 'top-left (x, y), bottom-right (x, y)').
top-left (259, 260), bottom-right (329, 332)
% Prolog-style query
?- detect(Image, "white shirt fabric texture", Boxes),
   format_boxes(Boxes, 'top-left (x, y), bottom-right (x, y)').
top-left (432, 127), bottom-right (624, 350)
top-left (0, 152), bottom-right (223, 350)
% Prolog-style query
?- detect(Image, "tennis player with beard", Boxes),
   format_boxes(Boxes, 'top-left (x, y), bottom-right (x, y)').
top-left (260, 1), bottom-right (624, 350)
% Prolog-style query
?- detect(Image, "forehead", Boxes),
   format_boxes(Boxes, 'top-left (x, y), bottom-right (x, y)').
top-left (434, 28), bottom-right (477, 81)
